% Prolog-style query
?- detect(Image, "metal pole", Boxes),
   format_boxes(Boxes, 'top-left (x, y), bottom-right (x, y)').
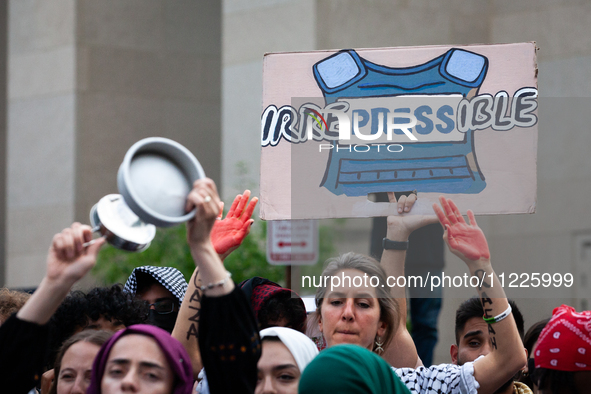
top-left (285, 265), bottom-right (291, 289)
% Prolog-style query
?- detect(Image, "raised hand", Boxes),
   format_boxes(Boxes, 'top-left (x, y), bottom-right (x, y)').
top-left (432, 196), bottom-right (490, 262)
top-left (211, 190), bottom-right (258, 260)
top-left (386, 192), bottom-right (438, 239)
top-left (185, 178), bottom-right (223, 249)
top-left (17, 223), bottom-right (105, 325)
top-left (46, 223), bottom-right (105, 286)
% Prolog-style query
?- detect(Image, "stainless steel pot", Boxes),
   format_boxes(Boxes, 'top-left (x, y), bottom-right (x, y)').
top-left (89, 194), bottom-right (156, 252)
top-left (117, 137), bottom-right (205, 228)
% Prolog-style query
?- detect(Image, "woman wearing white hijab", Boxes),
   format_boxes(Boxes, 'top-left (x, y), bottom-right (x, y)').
top-left (196, 327), bottom-right (318, 394)
top-left (257, 327), bottom-right (319, 394)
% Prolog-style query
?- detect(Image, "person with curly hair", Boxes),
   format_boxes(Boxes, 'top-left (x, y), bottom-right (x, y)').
top-left (0, 223), bottom-right (106, 394)
top-left (47, 284), bottom-right (148, 369)
top-left (0, 288), bottom-right (31, 326)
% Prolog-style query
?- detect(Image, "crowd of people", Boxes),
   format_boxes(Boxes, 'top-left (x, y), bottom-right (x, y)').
top-left (0, 178), bottom-right (589, 394)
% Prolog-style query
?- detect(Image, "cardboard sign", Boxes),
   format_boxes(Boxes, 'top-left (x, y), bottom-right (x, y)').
top-left (267, 220), bottom-right (318, 265)
top-left (260, 42), bottom-right (538, 219)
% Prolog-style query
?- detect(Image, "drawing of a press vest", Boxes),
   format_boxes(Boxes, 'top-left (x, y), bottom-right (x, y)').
top-left (312, 48), bottom-right (488, 196)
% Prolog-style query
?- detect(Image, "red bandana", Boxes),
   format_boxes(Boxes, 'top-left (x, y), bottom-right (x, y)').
top-left (251, 283), bottom-right (292, 317)
top-left (535, 304), bottom-right (591, 371)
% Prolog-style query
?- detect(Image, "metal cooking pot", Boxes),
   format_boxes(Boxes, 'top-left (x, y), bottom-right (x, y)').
top-left (117, 137), bottom-right (205, 228)
top-left (88, 194), bottom-right (156, 252)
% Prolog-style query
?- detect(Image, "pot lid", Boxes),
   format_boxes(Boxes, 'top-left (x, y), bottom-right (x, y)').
top-left (91, 194), bottom-right (156, 245)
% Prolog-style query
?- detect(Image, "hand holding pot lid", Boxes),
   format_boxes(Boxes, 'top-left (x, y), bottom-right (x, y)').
top-left (49, 223), bottom-right (105, 282)
top-left (82, 137), bottom-right (204, 253)
top-left (185, 178), bottom-right (223, 249)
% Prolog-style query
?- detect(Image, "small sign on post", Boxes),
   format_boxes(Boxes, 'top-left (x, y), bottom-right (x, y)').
top-left (267, 220), bottom-right (318, 265)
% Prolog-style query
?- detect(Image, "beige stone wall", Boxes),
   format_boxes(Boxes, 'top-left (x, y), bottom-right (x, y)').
top-left (0, 1), bottom-right (7, 287)
top-left (222, 0), bottom-right (316, 198)
top-left (5, 0), bottom-right (221, 288)
top-left (74, 0), bottom-right (222, 224)
top-left (6, 0), bottom-right (77, 287)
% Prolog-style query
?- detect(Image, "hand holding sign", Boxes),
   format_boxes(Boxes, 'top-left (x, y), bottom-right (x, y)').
top-left (433, 196), bottom-right (490, 263)
top-left (211, 190), bottom-right (258, 260)
top-left (385, 192), bottom-right (438, 240)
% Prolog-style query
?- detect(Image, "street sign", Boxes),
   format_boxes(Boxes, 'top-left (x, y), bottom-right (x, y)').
top-left (267, 220), bottom-right (318, 265)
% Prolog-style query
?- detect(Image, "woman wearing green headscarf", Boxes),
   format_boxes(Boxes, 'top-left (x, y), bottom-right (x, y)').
top-left (298, 344), bottom-right (411, 394)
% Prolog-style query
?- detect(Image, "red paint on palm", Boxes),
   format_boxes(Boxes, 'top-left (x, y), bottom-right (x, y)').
top-left (211, 190), bottom-right (258, 256)
top-left (433, 196), bottom-right (490, 262)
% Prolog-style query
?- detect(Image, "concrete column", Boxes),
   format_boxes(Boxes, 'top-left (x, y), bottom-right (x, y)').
top-left (0, 0), bottom-right (7, 287)
top-left (75, 0), bottom-right (222, 223)
top-left (6, 0), bottom-right (77, 288)
top-left (5, 0), bottom-right (222, 287)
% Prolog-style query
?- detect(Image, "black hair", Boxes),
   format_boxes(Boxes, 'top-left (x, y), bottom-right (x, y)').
top-left (455, 297), bottom-right (524, 344)
top-left (523, 317), bottom-right (551, 355)
top-left (518, 317), bottom-right (550, 389)
top-left (261, 335), bottom-right (282, 343)
top-left (84, 284), bottom-right (148, 325)
top-left (134, 272), bottom-right (179, 308)
top-left (258, 292), bottom-right (307, 333)
top-left (48, 290), bottom-right (89, 366)
top-left (532, 368), bottom-right (579, 394)
top-left (47, 284), bottom-right (148, 368)
top-left (135, 271), bottom-right (161, 295)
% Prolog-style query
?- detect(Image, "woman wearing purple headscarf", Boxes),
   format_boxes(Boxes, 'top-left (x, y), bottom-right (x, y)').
top-left (87, 324), bottom-right (193, 394)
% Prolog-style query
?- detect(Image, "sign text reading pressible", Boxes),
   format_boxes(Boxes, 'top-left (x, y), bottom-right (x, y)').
top-left (260, 88), bottom-right (538, 147)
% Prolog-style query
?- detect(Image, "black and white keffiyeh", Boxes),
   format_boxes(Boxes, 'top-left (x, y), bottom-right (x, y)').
top-left (394, 360), bottom-right (479, 394)
top-left (124, 266), bottom-right (188, 304)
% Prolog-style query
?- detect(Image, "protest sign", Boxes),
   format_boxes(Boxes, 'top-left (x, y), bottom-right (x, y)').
top-left (260, 42), bottom-right (538, 219)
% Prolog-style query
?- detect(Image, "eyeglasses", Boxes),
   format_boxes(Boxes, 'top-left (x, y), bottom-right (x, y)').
top-left (146, 299), bottom-right (176, 314)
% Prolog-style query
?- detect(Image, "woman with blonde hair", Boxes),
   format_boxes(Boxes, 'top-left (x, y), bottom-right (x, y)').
top-left (310, 195), bottom-right (528, 394)
top-left (313, 252), bottom-right (399, 356)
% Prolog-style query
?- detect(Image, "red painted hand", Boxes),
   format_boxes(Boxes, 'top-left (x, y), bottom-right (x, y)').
top-left (211, 190), bottom-right (258, 260)
top-left (432, 196), bottom-right (490, 262)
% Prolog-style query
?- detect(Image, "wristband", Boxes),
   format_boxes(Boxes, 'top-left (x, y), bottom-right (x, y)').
top-left (483, 303), bottom-right (512, 324)
top-left (382, 238), bottom-right (409, 250)
top-left (200, 271), bottom-right (232, 292)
